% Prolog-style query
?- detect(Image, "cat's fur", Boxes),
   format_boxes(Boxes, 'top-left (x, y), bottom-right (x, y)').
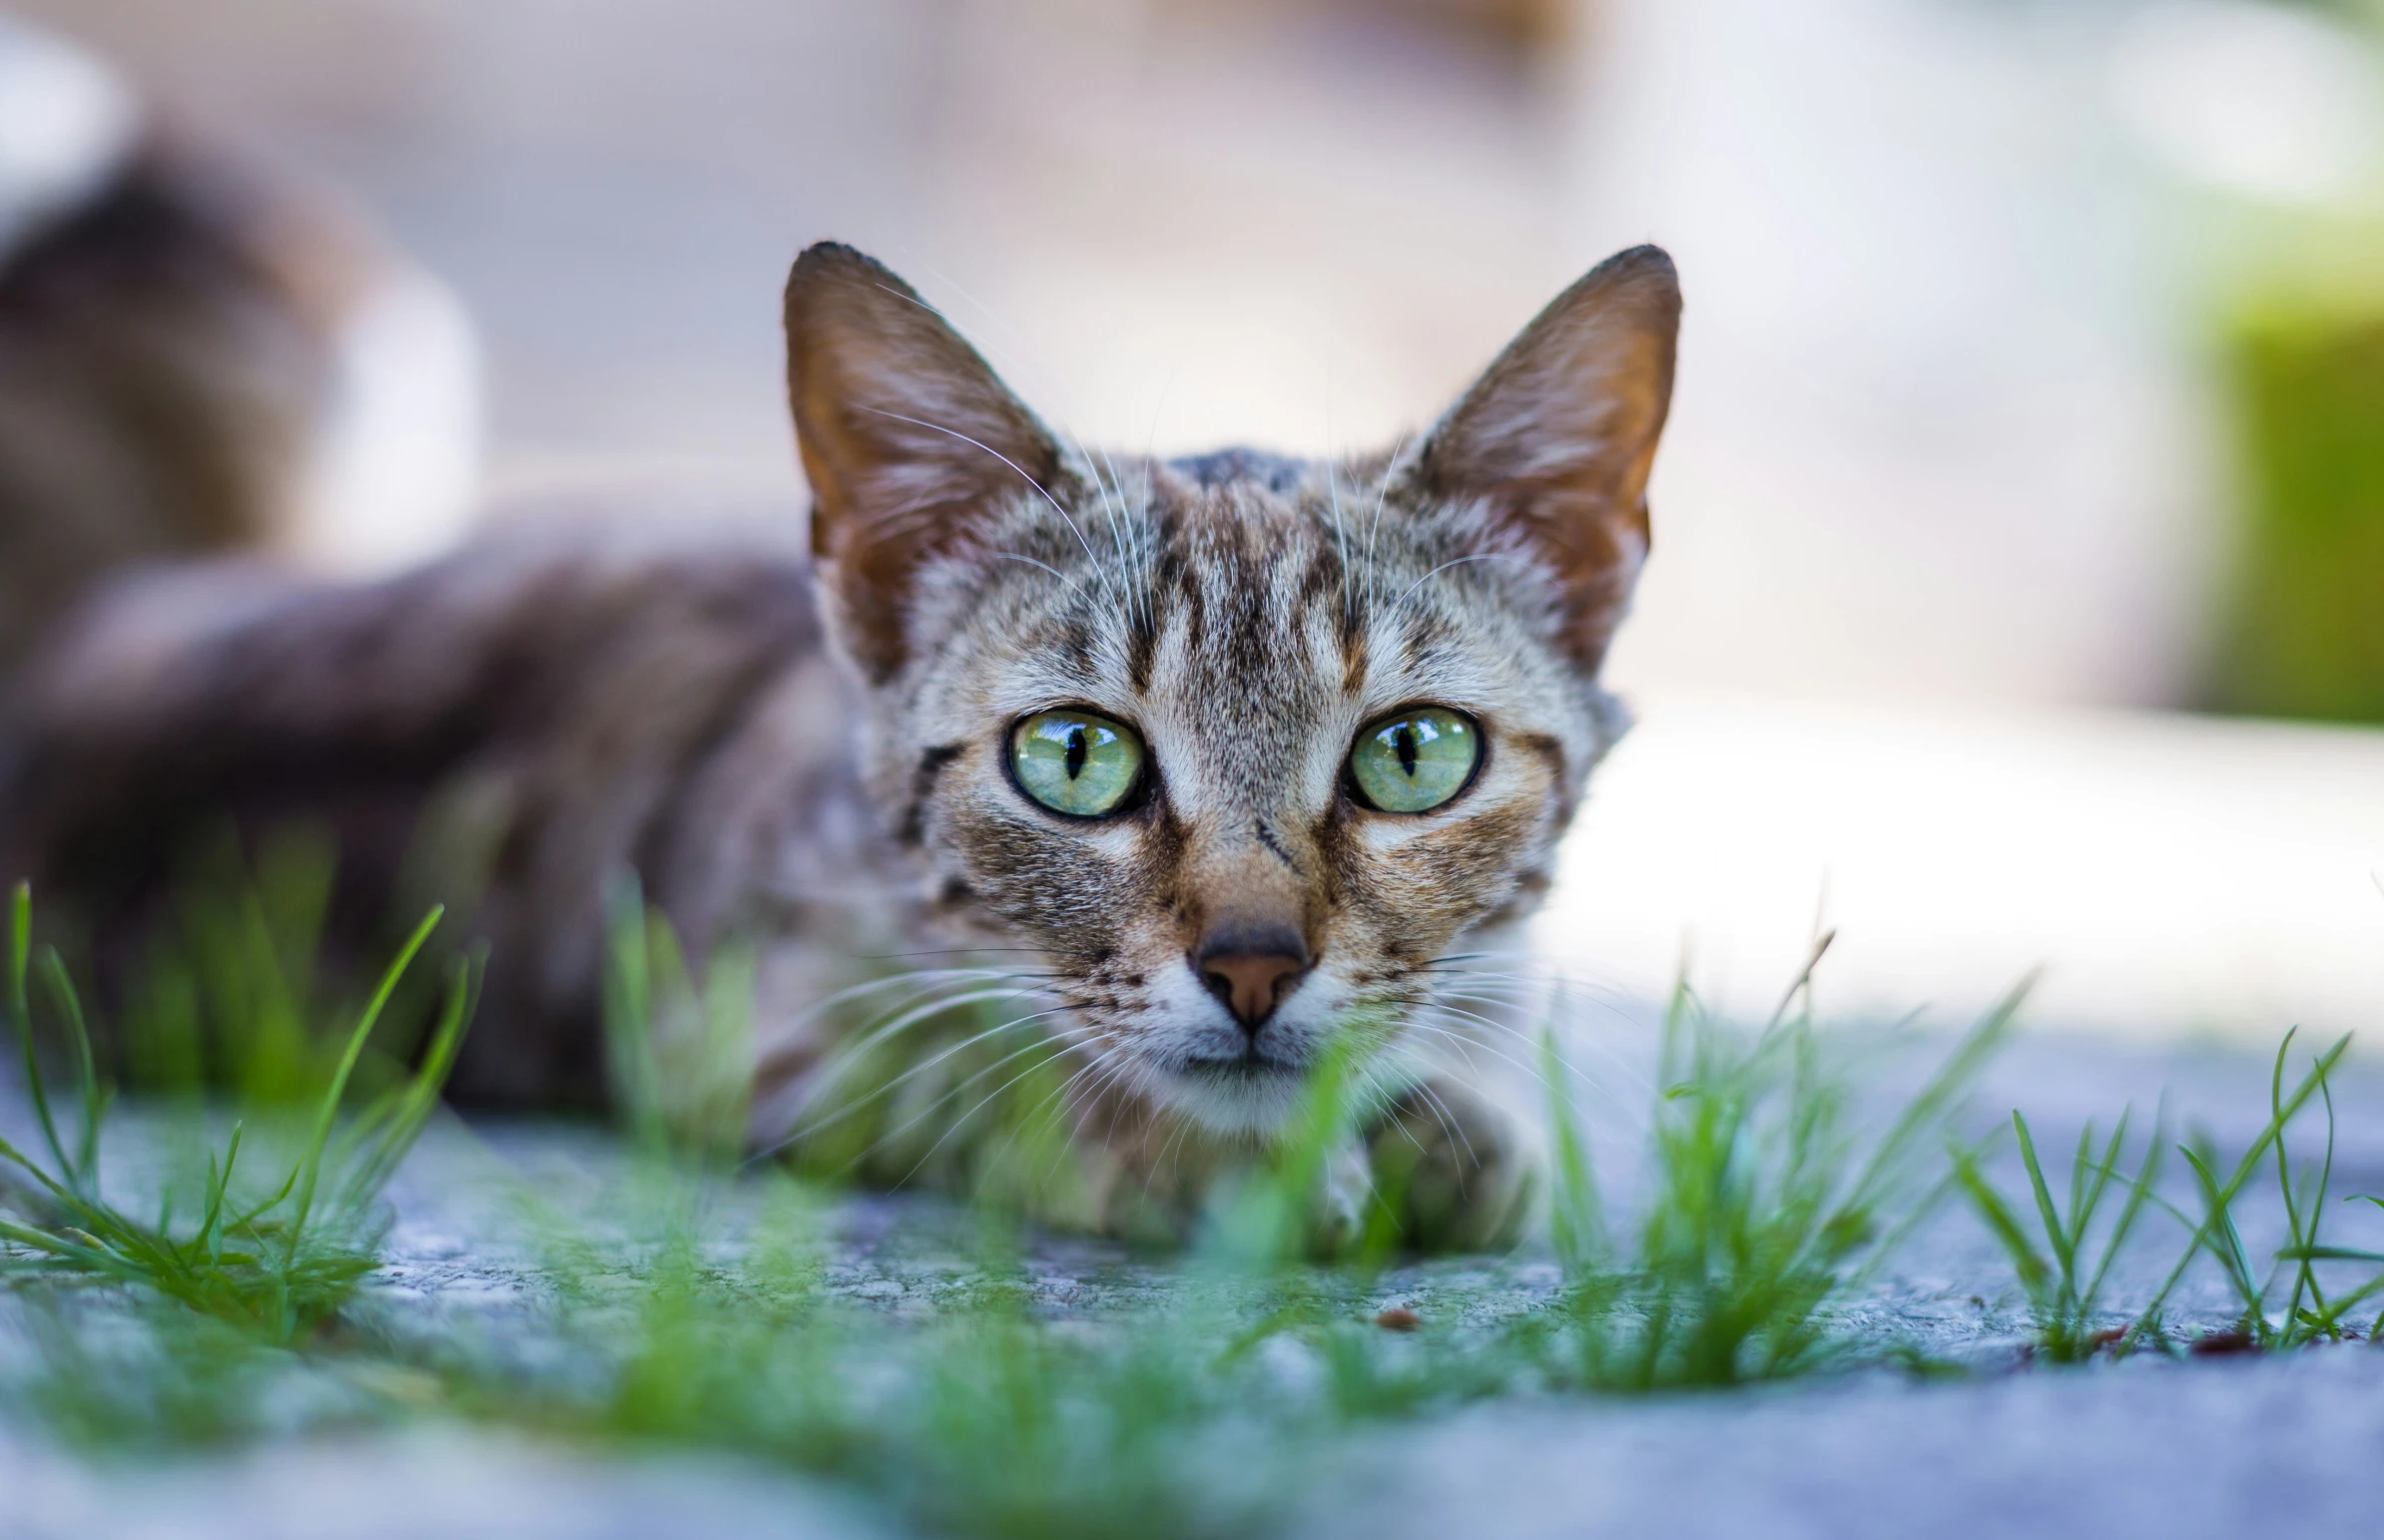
top-left (0, 18), bottom-right (478, 678)
top-left (0, 132), bottom-right (328, 677)
top-left (0, 241), bottom-right (1678, 1248)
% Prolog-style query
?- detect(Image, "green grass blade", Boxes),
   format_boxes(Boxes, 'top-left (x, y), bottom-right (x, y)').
top-left (1540, 1024), bottom-right (1604, 1274)
top-left (1756, 931), bottom-right (1835, 1040)
top-left (2064, 1120), bottom-right (2093, 1238)
top-left (0, 1138), bottom-right (93, 1234)
top-left (2270, 1032), bottom-right (2312, 1334)
top-left (38, 951), bottom-right (104, 1187)
top-left (338, 952), bottom-right (480, 1209)
top-left (2133, 1034), bottom-right (2352, 1333)
top-left (1843, 983), bottom-right (2024, 1221)
top-left (2307, 1272), bottom-right (2384, 1320)
top-left (603, 873), bottom-right (666, 1157)
top-left (7, 887), bottom-right (73, 1188)
top-left (2012, 1112), bottom-right (2075, 1289)
top-left (2176, 1143), bottom-right (2263, 1327)
top-left (2081, 1104), bottom-right (2164, 1308)
top-left (2277, 1061), bottom-right (2340, 1342)
top-left (0, 1217), bottom-right (151, 1282)
top-left (279, 906), bottom-right (442, 1271)
top-left (2068, 1110), bottom-right (2127, 1258)
top-left (6, 883), bottom-right (25, 1027)
top-left (1953, 1146), bottom-right (2052, 1303)
top-left (2279, 1245), bottom-right (2384, 1264)
top-left (198, 1123), bottom-right (245, 1262)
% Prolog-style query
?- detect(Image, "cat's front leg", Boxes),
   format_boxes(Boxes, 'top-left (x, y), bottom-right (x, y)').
top-left (1363, 1075), bottom-right (1538, 1253)
top-left (1074, 1113), bottom-right (1376, 1255)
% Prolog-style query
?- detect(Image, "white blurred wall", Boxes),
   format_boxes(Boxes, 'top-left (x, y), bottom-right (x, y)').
top-left (1572, 0), bottom-right (2223, 709)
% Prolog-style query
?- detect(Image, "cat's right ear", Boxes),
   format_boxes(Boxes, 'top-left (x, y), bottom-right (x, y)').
top-left (784, 243), bottom-right (1061, 682)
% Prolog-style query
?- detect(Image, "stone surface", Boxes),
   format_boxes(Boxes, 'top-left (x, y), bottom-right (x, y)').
top-left (0, 1431), bottom-right (899, 1540)
top-left (6, 1030), bottom-right (2384, 1539)
top-left (1314, 1348), bottom-right (2384, 1540)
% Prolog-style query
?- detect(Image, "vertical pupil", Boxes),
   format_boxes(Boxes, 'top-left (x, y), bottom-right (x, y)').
top-left (1064, 724), bottom-right (1088, 780)
top-left (1395, 724), bottom-right (1419, 776)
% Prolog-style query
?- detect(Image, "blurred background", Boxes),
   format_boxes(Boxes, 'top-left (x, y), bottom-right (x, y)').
top-left (5, 0), bottom-right (2383, 1040)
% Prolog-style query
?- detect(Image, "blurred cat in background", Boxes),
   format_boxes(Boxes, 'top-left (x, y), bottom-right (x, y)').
top-left (0, 23), bottom-right (1678, 1247)
top-left (0, 14), bottom-right (478, 677)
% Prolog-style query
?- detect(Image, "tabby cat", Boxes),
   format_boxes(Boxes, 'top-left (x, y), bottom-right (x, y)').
top-left (0, 240), bottom-right (1679, 1249)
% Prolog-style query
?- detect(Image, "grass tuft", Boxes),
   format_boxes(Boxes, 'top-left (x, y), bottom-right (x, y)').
top-left (1955, 1104), bottom-right (2165, 1361)
top-left (0, 883), bottom-right (477, 1338)
top-left (1533, 937), bottom-right (2022, 1388)
top-left (2151, 1029), bottom-right (2384, 1349)
top-left (1967, 1027), bottom-right (2384, 1359)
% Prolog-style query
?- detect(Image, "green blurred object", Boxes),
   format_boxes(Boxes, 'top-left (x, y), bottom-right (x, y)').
top-left (2210, 301), bottom-right (2384, 724)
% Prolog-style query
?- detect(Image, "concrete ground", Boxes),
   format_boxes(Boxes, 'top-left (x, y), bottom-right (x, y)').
top-left (12, 1331), bottom-right (2384, 1540)
top-left (6, 1030), bottom-right (2384, 1540)
top-left (1313, 1348), bottom-right (2384, 1540)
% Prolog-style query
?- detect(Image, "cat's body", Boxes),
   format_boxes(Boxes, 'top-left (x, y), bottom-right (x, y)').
top-left (2, 508), bottom-right (887, 1109)
top-left (0, 17), bottom-right (478, 679)
top-left (0, 241), bottom-right (1680, 1250)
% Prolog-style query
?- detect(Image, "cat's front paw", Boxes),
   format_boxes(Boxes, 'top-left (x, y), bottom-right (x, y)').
top-left (1364, 1077), bottom-right (1537, 1253)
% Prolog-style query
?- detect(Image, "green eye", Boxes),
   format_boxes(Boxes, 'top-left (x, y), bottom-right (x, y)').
top-left (1010, 710), bottom-right (1146, 817)
top-left (1350, 708), bottom-right (1479, 813)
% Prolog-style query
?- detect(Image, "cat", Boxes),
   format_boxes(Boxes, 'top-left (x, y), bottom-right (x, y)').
top-left (0, 15), bottom-right (477, 680)
top-left (0, 239), bottom-right (1679, 1250)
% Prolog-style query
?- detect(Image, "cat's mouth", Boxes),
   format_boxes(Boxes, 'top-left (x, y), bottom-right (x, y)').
top-left (1159, 1050), bottom-right (1311, 1134)
top-left (1178, 1050), bottom-right (1301, 1082)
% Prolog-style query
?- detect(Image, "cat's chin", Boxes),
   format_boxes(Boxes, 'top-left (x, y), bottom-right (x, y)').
top-left (1157, 1056), bottom-right (1312, 1137)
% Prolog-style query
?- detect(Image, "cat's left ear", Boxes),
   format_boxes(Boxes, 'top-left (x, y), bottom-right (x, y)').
top-left (1414, 246), bottom-right (1680, 676)
top-left (784, 242), bottom-right (1062, 682)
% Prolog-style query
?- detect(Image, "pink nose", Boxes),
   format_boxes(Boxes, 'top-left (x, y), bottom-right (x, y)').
top-left (1194, 925), bottom-right (1310, 1031)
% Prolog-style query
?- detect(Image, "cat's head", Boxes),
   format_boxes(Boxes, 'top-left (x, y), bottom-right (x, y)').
top-left (784, 244), bottom-right (1678, 1135)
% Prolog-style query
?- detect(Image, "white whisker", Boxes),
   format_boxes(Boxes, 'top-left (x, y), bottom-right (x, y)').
top-left (1381, 551), bottom-right (1535, 639)
top-left (889, 1029), bottom-right (1091, 1186)
top-left (865, 269), bottom-right (1147, 616)
top-left (813, 1011), bottom-right (1082, 1177)
top-left (798, 982), bottom-right (1052, 1087)
top-left (1408, 1078), bottom-right (1480, 1173)
top-left (1363, 430), bottom-right (1408, 616)
top-left (852, 405), bottom-right (1119, 609)
top-left (758, 987), bottom-right (1062, 1155)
